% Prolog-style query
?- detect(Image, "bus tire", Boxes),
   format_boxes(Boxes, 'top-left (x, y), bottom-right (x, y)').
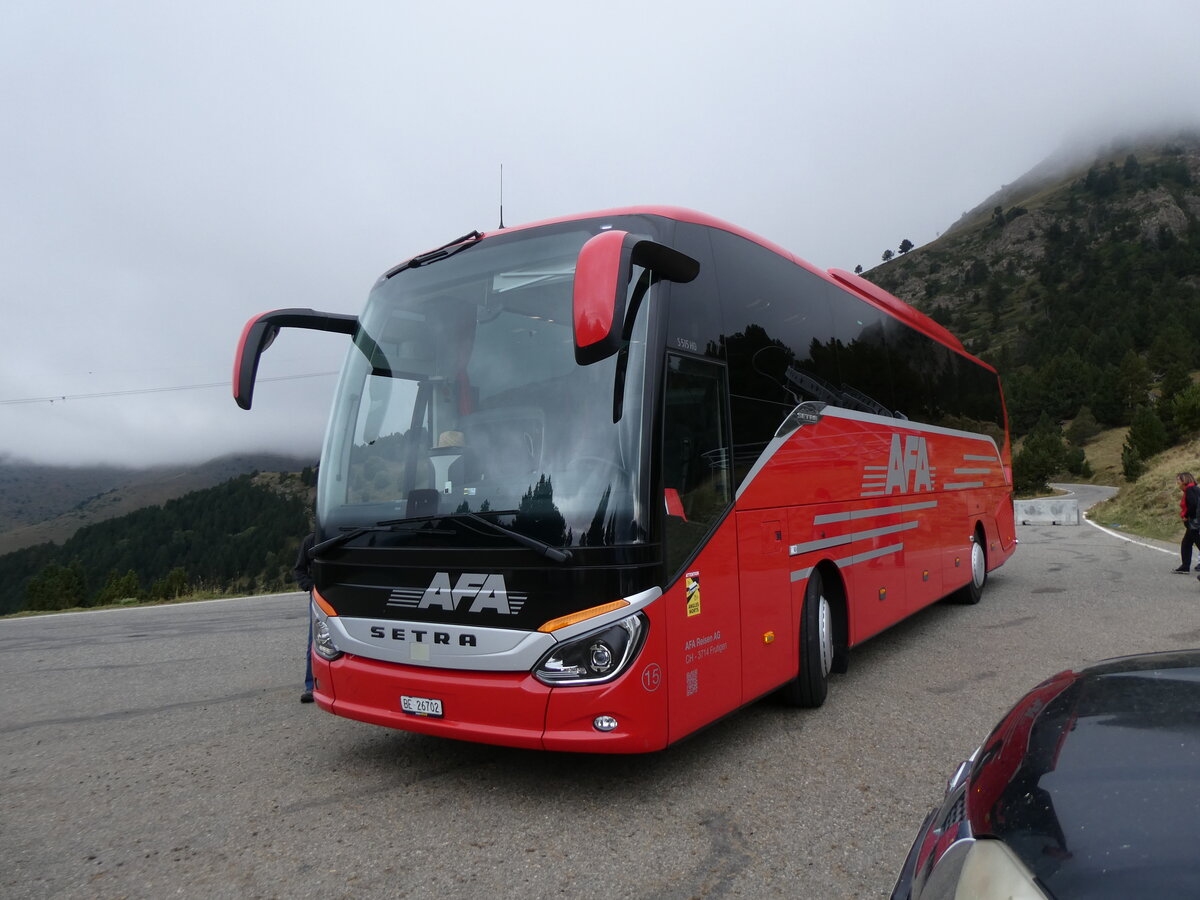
top-left (784, 569), bottom-right (832, 708)
top-left (956, 529), bottom-right (987, 605)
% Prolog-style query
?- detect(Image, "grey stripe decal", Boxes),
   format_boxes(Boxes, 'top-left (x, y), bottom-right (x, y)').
top-left (790, 520), bottom-right (918, 556)
top-left (790, 542), bottom-right (905, 582)
top-left (814, 499), bottom-right (938, 524)
top-left (839, 542), bottom-right (905, 566)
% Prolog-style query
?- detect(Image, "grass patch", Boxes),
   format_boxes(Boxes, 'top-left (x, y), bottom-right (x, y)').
top-left (1079, 427), bottom-right (1126, 487)
top-left (1088, 437), bottom-right (1200, 543)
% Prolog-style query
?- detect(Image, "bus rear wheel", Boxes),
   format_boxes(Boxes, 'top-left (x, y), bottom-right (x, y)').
top-left (784, 569), bottom-right (832, 708)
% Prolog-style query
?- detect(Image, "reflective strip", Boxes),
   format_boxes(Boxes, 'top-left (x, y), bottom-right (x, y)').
top-left (827, 406), bottom-right (1003, 444)
top-left (840, 542), bottom-right (904, 566)
top-left (734, 405), bottom-right (1004, 501)
top-left (790, 520), bottom-right (917, 556)
top-left (735, 432), bottom-right (789, 501)
top-left (814, 499), bottom-right (938, 524)
top-left (790, 542), bottom-right (905, 582)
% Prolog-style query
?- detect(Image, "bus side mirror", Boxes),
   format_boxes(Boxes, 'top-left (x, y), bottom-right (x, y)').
top-left (233, 308), bottom-right (358, 409)
top-left (573, 231), bottom-right (699, 365)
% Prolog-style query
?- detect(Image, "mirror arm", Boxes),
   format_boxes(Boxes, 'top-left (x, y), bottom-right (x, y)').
top-left (629, 240), bottom-right (699, 284)
top-left (233, 308), bottom-right (357, 410)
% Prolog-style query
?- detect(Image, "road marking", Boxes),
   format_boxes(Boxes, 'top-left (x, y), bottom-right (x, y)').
top-left (1082, 517), bottom-right (1172, 555)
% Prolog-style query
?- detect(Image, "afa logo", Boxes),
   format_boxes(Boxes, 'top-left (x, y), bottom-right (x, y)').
top-left (885, 434), bottom-right (934, 493)
top-left (387, 572), bottom-right (527, 615)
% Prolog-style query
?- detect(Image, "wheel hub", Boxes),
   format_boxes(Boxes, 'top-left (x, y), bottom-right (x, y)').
top-left (971, 540), bottom-right (986, 588)
top-left (818, 595), bottom-right (833, 677)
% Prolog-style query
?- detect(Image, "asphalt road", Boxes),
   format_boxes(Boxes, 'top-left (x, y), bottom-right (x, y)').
top-left (4, 484), bottom-right (1199, 900)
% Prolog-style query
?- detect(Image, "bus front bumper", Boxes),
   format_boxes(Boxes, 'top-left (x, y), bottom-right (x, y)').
top-left (312, 652), bottom-right (668, 753)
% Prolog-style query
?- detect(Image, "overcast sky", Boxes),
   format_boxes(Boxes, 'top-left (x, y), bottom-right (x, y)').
top-left (3, 0), bottom-right (1197, 468)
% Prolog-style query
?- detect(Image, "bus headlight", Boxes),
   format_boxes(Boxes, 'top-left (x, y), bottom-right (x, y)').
top-left (533, 614), bottom-right (645, 686)
top-left (313, 614), bottom-right (342, 661)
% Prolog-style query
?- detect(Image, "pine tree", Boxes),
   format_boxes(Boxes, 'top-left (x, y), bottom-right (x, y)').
top-left (1013, 414), bottom-right (1067, 493)
top-left (1127, 405), bottom-right (1170, 460)
top-left (1121, 440), bottom-right (1145, 482)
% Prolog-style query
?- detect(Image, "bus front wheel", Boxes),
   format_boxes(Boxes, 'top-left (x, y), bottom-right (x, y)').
top-left (956, 530), bottom-right (988, 605)
top-left (784, 569), bottom-right (832, 708)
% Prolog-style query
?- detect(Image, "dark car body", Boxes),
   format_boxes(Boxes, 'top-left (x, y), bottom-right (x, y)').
top-left (892, 649), bottom-right (1200, 899)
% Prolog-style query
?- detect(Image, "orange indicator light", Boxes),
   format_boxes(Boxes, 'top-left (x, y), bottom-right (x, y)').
top-left (313, 589), bottom-right (338, 617)
top-left (538, 600), bottom-right (630, 633)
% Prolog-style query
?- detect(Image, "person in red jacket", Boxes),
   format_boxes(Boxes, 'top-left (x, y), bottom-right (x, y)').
top-left (1174, 472), bottom-right (1200, 573)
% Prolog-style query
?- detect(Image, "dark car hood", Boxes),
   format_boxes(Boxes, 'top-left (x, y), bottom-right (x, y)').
top-left (965, 650), bottom-right (1200, 898)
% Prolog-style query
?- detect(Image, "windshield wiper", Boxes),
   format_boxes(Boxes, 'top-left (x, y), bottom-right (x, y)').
top-left (310, 509), bottom-right (572, 563)
top-left (385, 230), bottom-right (484, 277)
top-left (310, 518), bottom-right (427, 558)
top-left (449, 512), bottom-right (573, 564)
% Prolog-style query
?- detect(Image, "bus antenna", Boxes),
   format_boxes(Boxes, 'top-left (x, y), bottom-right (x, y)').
top-left (498, 163), bottom-right (505, 229)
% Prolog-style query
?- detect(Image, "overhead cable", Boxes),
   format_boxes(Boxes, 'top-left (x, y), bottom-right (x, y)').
top-left (0, 371), bottom-right (338, 405)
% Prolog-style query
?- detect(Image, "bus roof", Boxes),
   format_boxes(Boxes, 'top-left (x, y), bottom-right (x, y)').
top-left (400, 205), bottom-right (990, 370)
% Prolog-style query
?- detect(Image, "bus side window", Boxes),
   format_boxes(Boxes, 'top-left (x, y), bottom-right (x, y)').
top-left (665, 223), bottom-right (722, 359)
top-left (662, 354), bottom-right (732, 578)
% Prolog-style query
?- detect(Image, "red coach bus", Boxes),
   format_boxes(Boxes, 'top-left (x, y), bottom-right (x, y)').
top-left (234, 207), bottom-right (1015, 752)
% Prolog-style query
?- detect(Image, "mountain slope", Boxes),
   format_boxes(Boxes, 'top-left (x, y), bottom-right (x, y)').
top-left (866, 130), bottom-right (1200, 436)
top-left (0, 453), bottom-right (316, 554)
top-left (0, 470), bottom-right (314, 615)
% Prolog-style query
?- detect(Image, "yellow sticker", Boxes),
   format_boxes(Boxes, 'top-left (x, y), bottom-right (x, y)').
top-left (685, 571), bottom-right (701, 617)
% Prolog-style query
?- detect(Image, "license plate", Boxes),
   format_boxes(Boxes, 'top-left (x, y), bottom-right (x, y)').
top-left (400, 695), bottom-right (444, 718)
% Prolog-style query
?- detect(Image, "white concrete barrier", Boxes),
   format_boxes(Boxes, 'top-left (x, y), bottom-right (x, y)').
top-left (1014, 498), bottom-right (1080, 525)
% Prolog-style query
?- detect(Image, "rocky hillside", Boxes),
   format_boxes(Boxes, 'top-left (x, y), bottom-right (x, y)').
top-left (866, 129), bottom-right (1200, 437)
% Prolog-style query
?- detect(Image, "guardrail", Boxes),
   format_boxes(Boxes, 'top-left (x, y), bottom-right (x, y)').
top-left (1013, 498), bottom-right (1080, 526)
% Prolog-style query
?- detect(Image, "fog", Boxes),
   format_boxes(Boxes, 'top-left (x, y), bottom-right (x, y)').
top-left (2, 0), bottom-right (1197, 466)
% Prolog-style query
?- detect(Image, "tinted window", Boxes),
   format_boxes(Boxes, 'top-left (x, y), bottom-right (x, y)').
top-left (884, 317), bottom-right (954, 423)
top-left (956, 361), bottom-right (1007, 443)
top-left (707, 228), bottom-right (839, 483)
top-left (828, 295), bottom-right (896, 416)
top-left (662, 355), bottom-right (732, 578)
top-left (665, 223), bottom-right (723, 359)
top-left (666, 223), bottom-right (1006, 487)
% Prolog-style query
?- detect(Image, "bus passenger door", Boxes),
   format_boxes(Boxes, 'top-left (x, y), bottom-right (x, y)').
top-left (661, 354), bottom-right (742, 744)
top-left (737, 510), bottom-right (795, 701)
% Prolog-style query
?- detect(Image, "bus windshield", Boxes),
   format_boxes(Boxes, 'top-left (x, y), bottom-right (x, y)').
top-left (318, 223), bottom-right (654, 551)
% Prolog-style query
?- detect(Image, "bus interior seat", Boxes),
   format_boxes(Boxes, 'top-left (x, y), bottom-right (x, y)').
top-left (456, 406), bottom-right (545, 481)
